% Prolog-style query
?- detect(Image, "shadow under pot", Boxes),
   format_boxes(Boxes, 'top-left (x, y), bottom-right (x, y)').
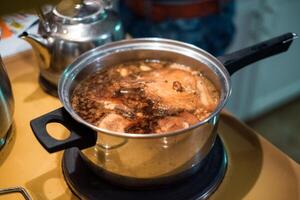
top-left (30, 33), bottom-right (296, 188)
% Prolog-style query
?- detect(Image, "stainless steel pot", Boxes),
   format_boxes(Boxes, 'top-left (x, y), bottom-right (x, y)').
top-left (0, 55), bottom-right (14, 149)
top-left (30, 33), bottom-right (296, 187)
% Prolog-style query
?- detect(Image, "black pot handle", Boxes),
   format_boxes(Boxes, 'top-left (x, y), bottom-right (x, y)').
top-left (30, 107), bottom-right (97, 153)
top-left (218, 32), bottom-right (298, 75)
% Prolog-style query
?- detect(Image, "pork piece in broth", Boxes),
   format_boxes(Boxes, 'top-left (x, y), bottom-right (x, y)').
top-left (71, 60), bottom-right (220, 134)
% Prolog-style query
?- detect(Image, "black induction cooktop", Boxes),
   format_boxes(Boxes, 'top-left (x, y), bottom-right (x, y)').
top-left (62, 136), bottom-right (227, 200)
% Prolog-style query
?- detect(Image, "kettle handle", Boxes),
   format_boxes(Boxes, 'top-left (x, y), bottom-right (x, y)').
top-left (35, 7), bottom-right (51, 33)
top-left (30, 107), bottom-right (97, 153)
top-left (218, 32), bottom-right (298, 75)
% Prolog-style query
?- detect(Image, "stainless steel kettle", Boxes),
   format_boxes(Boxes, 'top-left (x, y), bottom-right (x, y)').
top-left (20, 0), bottom-right (124, 95)
top-left (0, 54), bottom-right (14, 150)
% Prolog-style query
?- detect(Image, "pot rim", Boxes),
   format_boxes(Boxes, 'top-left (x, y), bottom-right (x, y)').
top-left (58, 38), bottom-right (231, 138)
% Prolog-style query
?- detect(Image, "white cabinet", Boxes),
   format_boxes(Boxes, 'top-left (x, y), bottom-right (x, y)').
top-left (225, 0), bottom-right (300, 120)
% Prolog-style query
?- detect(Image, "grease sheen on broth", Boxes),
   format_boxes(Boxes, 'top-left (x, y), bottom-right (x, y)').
top-left (71, 60), bottom-right (220, 134)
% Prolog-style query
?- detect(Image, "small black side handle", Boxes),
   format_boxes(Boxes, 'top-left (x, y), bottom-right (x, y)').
top-left (30, 107), bottom-right (97, 153)
top-left (218, 32), bottom-right (298, 75)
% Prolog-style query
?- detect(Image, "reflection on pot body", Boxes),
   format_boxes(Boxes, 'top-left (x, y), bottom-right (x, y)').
top-left (0, 56), bottom-right (14, 149)
top-left (82, 117), bottom-right (217, 179)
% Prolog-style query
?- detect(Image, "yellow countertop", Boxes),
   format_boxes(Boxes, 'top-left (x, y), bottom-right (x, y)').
top-left (0, 51), bottom-right (299, 200)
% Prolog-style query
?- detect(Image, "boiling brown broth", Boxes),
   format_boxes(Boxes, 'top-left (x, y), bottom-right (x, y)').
top-left (71, 60), bottom-right (220, 134)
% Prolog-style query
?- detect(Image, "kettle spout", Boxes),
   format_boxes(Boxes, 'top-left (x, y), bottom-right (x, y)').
top-left (19, 32), bottom-right (53, 69)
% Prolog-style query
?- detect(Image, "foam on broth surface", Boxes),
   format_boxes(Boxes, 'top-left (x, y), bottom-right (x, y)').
top-left (71, 60), bottom-right (220, 134)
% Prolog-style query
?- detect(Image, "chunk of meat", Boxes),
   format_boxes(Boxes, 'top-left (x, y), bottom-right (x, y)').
top-left (140, 68), bottom-right (200, 111)
top-left (138, 68), bottom-right (219, 114)
top-left (87, 97), bottom-right (136, 119)
top-left (196, 79), bottom-right (218, 111)
top-left (97, 113), bottom-right (132, 132)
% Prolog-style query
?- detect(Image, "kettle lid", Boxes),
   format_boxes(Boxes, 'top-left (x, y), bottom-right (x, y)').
top-left (53, 0), bottom-right (105, 24)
